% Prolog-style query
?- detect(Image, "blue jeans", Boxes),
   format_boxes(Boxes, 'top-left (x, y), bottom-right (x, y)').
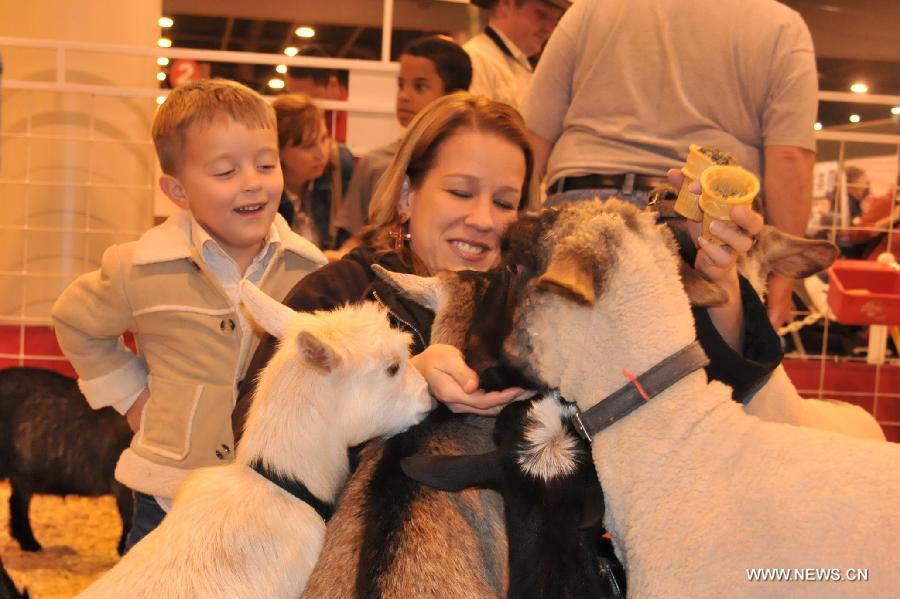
top-left (545, 187), bottom-right (652, 209)
top-left (123, 491), bottom-right (167, 553)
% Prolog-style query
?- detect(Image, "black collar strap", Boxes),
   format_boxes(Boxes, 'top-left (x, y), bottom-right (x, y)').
top-left (572, 342), bottom-right (709, 443)
top-left (484, 26), bottom-right (516, 59)
top-left (250, 460), bottom-right (334, 522)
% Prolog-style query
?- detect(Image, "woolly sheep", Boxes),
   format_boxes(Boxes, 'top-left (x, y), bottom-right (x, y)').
top-left (501, 199), bottom-right (900, 596)
top-left (77, 283), bottom-right (432, 599)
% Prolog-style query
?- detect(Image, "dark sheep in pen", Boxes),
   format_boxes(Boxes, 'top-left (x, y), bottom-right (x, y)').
top-left (0, 367), bottom-right (133, 555)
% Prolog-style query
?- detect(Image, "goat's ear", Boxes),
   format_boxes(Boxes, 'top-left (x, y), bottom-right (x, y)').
top-left (755, 225), bottom-right (839, 279)
top-left (400, 452), bottom-right (502, 491)
top-left (296, 330), bottom-right (341, 374)
top-left (537, 245), bottom-right (597, 306)
top-left (372, 265), bottom-right (442, 311)
top-left (679, 258), bottom-right (729, 307)
top-left (240, 280), bottom-right (296, 338)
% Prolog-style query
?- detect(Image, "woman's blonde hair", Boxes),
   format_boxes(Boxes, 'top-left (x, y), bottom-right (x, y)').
top-left (365, 92), bottom-right (537, 251)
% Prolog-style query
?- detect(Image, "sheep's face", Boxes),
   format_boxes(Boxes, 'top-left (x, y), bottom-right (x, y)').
top-left (240, 283), bottom-right (433, 445)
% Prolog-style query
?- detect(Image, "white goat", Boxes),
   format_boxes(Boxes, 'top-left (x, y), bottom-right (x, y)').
top-left (504, 200), bottom-right (900, 596)
top-left (78, 283), bottom-right (432, 599)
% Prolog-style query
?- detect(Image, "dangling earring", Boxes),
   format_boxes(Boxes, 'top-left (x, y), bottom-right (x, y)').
top-left (393, 176), bottom-right (413, 251)
top-left (390, 221), bottom-right (411, 252)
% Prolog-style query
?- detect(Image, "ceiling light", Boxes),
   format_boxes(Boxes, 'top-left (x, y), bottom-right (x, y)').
top-left (295, 26), bottom-right (316, 39)
top-left (849, 114), bottom-right (861, 123)
top-left (850, 82), bottom-right (868, 94)
top-left (157, 57), bottom-right (170, 66)
top-left (156, 72), bottom-right (167, 82)
top-left (814, 122), bottom-right (823, 131)
top-left (276, 64), bottom-right (288, 74)
top-left (284, 46), bottom-right (299, 57)
top-left (159, 16), bottom-right (174, 28)
top-left (156, 95), bottom-right (167, 105)
top-left (268, 78), bottom-right (286, 90)
top-left (892, 106), bottom-right (900, 116)
top-left (157, 38), bottom-right (172, 48)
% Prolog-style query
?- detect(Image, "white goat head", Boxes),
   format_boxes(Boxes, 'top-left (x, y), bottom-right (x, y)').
top-left (239, 282), bottom-right (432, 451)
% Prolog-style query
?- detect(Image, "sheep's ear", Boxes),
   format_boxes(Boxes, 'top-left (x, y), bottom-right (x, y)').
top-left (240, 280), bottom-right (296, 339)
top-left (755, 225), bottom-right (839, 279)
top-left (296, 330), bottom-right (341, 374)
top-left (400, 452), bottom-right (502, 491)
top-left (678, 258), bottom-right (729, 307)
top-left (537, 245), bottom-right (597, 306)
top-left (372, 265), bottom-right (442, 311)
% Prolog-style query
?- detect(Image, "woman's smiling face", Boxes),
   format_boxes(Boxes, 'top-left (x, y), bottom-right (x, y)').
top-left (399, 128), bottom-right (526, 275)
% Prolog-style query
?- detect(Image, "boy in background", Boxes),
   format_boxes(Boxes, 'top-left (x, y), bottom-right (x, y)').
top-left (51, 79), bottom-right (326, 551)
top-left (331, 35), bottom-right (472, 251)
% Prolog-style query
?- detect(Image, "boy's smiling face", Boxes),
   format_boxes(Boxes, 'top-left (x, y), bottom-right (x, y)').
top-left (160, 117), bottom-right (283, 271)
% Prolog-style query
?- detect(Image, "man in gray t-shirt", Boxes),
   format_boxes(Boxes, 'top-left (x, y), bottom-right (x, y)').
top-left (524, 0), bottom-right (818, 328)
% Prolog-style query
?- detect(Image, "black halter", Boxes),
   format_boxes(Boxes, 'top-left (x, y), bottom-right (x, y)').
top-left (571, 342), bottom-right (709, 442)
top-left (250, 460), bottom-right (334, 522)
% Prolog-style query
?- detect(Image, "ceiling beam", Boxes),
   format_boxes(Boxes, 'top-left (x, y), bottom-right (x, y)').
top-left (163, 0), bottom-right (473, 32)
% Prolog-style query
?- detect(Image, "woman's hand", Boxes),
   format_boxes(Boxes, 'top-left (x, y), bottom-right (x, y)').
top-left (409, 344), bottom-right (532, 416)
top-left (665, 168), bottom-right (762, 281)
top-left (666, 168), bottom-right (764, 351)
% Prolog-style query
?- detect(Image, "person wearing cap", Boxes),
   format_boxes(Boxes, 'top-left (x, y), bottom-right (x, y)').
top-left (464, 0), bottom-right (568, 110)
top-left (523, 0), bottom-right (818, 329)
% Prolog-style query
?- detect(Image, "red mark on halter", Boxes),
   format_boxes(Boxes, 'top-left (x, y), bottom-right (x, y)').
top-left (622, 369), bottom-right (650, 402)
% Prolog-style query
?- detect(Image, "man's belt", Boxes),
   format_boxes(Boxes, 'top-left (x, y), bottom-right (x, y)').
top-left (549, 173), bottom-right (670, 196)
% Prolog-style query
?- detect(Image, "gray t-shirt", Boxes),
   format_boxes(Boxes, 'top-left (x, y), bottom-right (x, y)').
top-left (524, 0), bottom-right (818, 184)
top-left (333, 139), bottom-right (401, 236)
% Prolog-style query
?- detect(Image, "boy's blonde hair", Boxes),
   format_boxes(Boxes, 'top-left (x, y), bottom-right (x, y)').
top-left (152, 79), bottom-right (276, 175)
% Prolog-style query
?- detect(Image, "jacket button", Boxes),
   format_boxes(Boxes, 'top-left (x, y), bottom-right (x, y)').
top-left (215, 444), bottom-right (231, 460)
top-left (219, 319), bottom-right (236, 332)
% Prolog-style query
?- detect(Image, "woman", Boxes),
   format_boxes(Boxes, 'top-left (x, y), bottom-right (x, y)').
top-left (235, 91), bottom-right (776, 429)
top-left (273, 94), bottom-right (355, 253)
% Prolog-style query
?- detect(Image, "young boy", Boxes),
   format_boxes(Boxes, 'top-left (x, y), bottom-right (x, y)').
top-left (331, 35), bottom-right (472, 248)
top-left (51, 79), bottom-right (326, 551)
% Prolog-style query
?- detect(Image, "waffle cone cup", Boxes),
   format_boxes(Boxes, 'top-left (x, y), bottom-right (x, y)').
top-left (699, 165), bottom-right (759, 243)
top-left (674, 145), bottom-right (736, 221)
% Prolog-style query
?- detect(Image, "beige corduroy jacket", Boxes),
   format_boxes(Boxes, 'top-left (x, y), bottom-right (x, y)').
top-left (51, 211), bottom-right (326, 498)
